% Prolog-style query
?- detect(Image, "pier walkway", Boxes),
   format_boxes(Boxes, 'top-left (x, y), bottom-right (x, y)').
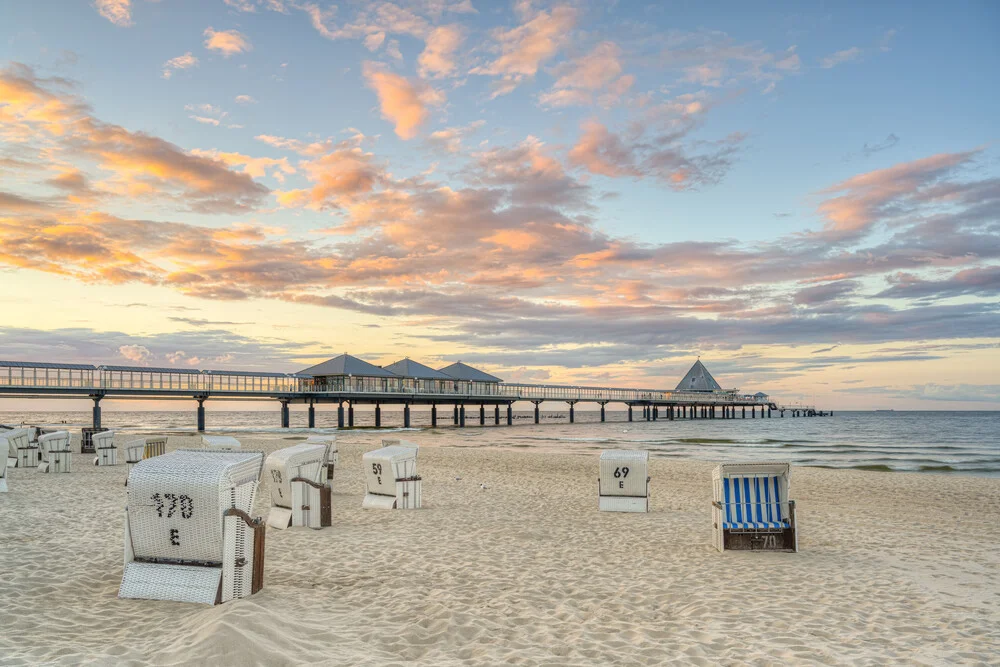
top-left (0, 360), bottom-right (818, 430)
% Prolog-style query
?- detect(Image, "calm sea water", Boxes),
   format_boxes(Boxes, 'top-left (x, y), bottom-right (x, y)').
top-left (3, 410), bottom-right (998, 477)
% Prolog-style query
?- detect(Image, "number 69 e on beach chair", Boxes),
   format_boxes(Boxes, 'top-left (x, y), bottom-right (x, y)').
top-left (264, 442), bottom-right (333, 530)
top-left (119, 449), bottom-right (266, 605)
top-left (598, 450), bottom-right (650, 512)
top-left (712, 462), bottom-right (798, 552)
top-left (362, 440), bottom-right (421, 509)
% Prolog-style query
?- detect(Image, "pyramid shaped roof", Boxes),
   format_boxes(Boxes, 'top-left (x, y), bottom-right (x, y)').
top-left (675, 360), bottom-right (723, 392)
top-left (438, 361), bottom-right (502, 383)
top-left (299, 354), bottom-right (398, 378)
top-left (383, 358), bottom-right (453, 380)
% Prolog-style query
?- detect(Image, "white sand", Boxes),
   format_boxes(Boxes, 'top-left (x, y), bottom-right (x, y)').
top-left (1, 433), bottom-right (998, 665)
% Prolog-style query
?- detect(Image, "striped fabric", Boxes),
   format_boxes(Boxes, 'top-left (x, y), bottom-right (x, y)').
top-left (721, 475), bottom-right (788, 530)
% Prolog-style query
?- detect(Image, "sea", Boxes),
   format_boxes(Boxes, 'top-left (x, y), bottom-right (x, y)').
top-left (2, 409), bottom-right (998, 477)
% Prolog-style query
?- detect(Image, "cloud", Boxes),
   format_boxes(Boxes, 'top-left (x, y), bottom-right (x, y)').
top-left (539, 41), bottom-right (634, 108)
top-left (471, 4), bottom-right (577, 97)
top-left (94, 0), bottom-right (132, 27)
top-left (862, 133), bottom-right (899, 157)
top-left (118, 344), bottom-right (151, 363)
top-left (792, 280), bottom-right (859, 305)
top-left (821, 46), bottom-right (862, 69)
top-left (162, 53), bottom-right (199, 79)
top-left (204, 27), bottom-right (253, 57)
top-left (426, 119), bottom-right (485, 153)
top-left (224, 0), bottom-right (288, 12)
top-left (657, 31), bottom-right (800, 93)
top-left (418, 24), bottom-right (464, 79)
top-left (362, 63), bottom-right (444, 139)
top-left (235, 94), bottom-right (257, 104)
top-left (875, 266), bottom-right (1000, 301)
top-left (0, 63), bottom-right (268, 212)
top-left (815, 149), bottom-right (981, 239)
top-left (568, 118), bottom-right (744, 189)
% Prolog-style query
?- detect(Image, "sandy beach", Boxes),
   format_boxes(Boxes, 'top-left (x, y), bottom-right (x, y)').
top-left (1, 433), bottom-right (998, 666)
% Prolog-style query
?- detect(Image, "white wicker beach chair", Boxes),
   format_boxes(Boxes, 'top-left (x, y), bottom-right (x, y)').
top-left (264, 443), bottom-right (333, 530)
top-left (93, 430), bottom-right (118, 466)
top-left (125, 437), bottom-right (168, 479)
top-left (598, 450), bottom-right (650, 512)
top-left (201, 435), bottom-right (241, 450)
top-left (712, 462), bottom-right (798, 552)
top-left (4, 428), bottom-right (37, 468)
top-left (362, 440), bottom-right (421, 509)
top-left (38, 431), bottom-right (72, 473)
top-left (303, 434), bottom-right (338, 486)
top-left (119, 449), bottom-right (266, 605)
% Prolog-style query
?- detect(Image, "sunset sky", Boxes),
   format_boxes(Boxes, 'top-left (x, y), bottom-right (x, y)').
top-left (1, 0), bottom-right (998, 410)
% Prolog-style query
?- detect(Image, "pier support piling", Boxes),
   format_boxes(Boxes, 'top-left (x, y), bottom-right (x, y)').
top-left (480, 404), bottom-right (485, 426)
top-left (742, 406), bottom-right (746, 418)
top-left (404, 404), bottom-right (411, 428)
top-left (348, 403), bottom-right (354, 427)
top-left (197, 397), bottom-right (206, 432)
top-left (494, 405), bottom-right (500, 425)
top-left (308, 402), bottom-right (316, 429)
top-left (431, 404), bottom-right (437, 427)
top-left (460, 404), bottom-right (466, 427)
top-left (628, 405), bottom-right (633, 422)
top-left (506, 404), bottom-right (513, 426)
top-left (375, 404), bottom-right (381, 428)
top-left (338, 402), bottom-right (345, 428)
top-left (600, 402), bottom-right (606, 422)
top-left (752, 406), bottom-right (756, 418)
top-left (568, 402), bottom-right (575, 423)
top-left (454, 405), bottom-right (459, 425)
top-left (280, 400), bottom-right (290, 428)
top-left (653, 406), bottom-right (658, 421)
top-left (92, 395), bottom-right (102, 429)
top-left (534, 402), bottom-right (540, 424)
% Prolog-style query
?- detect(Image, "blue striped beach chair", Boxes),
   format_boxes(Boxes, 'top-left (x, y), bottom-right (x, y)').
top-left (712, 462), bottom-right (798, 552)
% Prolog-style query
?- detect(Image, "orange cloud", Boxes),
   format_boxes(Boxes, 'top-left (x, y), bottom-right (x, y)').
top-left (418, 25), bottom-right (464, 79)
top-left (362, 63), bottom-right (443, 139)
top-left (162, 53), bottom-right (199, 79)
top-left (95, 0), bottom-right (132, 27)
top-left (204, 28), bottom-right (252, 57)
top-left (472, 4), bottom-right (577, 97)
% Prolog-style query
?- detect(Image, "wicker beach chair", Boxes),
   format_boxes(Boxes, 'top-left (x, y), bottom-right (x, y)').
top-left (119, 449), bottom-right (266, 605)
top-left (598, 450), bottom-right (650, 512)
top-left (201, 435), bottom-right (241, 450)
top-left (362, 440), bottom-right (421, 509)
top-left (304, 434), bottom-right (338, 486)
top-left (3, 428), bottom-right (37, 469)
top-left (93, 430), bottom-right (118, 466)
top-left (125, 437), bottom-right (168, 479)
top-left (264, 443), bottom-right (333, 529)
top-left (712, 462), bottom-right (798, 552)
top-left (38, 431), bottom-right (72, 473)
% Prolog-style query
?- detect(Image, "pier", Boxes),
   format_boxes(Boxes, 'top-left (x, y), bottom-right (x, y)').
top-left (0, 356), bottom-right (825, 431)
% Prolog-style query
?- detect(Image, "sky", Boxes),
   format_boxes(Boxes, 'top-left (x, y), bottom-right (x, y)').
top-left (0, 0), bottom-right (998, 411)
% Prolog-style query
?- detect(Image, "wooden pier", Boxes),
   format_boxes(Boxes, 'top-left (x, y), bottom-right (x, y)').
top-left (0, 358), bottom-right (827, 431)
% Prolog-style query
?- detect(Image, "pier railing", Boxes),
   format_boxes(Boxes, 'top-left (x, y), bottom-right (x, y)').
top-left (0, 361), bottom-right (773, 405)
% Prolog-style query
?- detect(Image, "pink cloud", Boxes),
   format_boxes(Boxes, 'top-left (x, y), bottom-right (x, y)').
top-left (363, 63), bottom-right (443, 139)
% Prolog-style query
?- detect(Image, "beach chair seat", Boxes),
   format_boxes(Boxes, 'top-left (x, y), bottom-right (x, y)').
top-left (598, 450), bottom-right (650, 512)
top-left (264, 443), bottom-right (333, 529)
top-left (93, 430), bottom-right (119, 466)
top-left (119, 449), bottom-right (266, 605)
top-left (362, 440), bottom-right (421, 509)
top-left (4, 428), bottom-right (37, 468)
top-left (201, 435), bottom-right (241, 450)
top-left (712, 462), bottom-right (797, 552)
top-left (38, 431), bottom-right (72, 473)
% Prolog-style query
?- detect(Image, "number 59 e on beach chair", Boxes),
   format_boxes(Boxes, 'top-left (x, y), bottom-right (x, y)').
top-left (712, 462), bottom-right (798, 552)
top-left (362, 440), bottom-right (421, 509)
top-left (119, 449), bottom-right (266, 605)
